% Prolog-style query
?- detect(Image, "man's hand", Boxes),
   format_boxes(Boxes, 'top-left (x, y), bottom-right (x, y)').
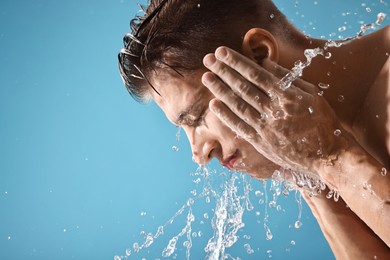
top-left (202, 46), bottom-right (349, 176)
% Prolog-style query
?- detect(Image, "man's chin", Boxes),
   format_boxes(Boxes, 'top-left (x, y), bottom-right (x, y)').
top-left (244, 163), bottom-right (279, 180)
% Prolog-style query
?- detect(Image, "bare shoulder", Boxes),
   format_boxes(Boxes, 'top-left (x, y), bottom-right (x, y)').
top-left (385, 25), bottom-right (390, 45)
top-left (351, 51), bottom-right (390, 166)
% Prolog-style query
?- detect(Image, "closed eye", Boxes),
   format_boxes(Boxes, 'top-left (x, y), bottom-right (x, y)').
top-left (194, 107), bottom-right (208, 127)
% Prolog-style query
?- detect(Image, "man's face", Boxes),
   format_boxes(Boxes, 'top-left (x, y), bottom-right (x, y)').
top-left (151, 69), bottom-right (277, 178)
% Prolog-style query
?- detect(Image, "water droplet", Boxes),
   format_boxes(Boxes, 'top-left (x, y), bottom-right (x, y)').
top-left (198, 231), bottom-right (202, 237)
top-left (333, 190), bottom-right (340, 202)
top-left (125, 248), bottom-right (131, 256)
top-left (197, 3), bottom-right (200, 8)
top-left (276, 205), bottom-right (282, 211)
top-left (376, 13), bottom-right (386, 25)
top-left (308, 106), bottom-right (314, 114)
top-left (318, 91), bottom-right (324, 96)
top-left (244, 244), bottom-right (254, 254)
top-left (324, 52), bottom-right (332, 59)
top-left (205, 196), bottom-right (210, 203)
top-left (140, 211), bottom-right (147, 216)
top-left (381, 167), bottom-right (387, 176)
top-left (338, 95), bottom-right (345, 102)
top-left (297, 95), bottom-right (303, 100)
top-left (243, 235), bottom-right (251, 240)
top-left (175, 126), bottom-right (181, 141)
top-left (255, 190), bottom-right (263, 197)
top-left (186, 198), bottom-right (194, 206)
top-left (7, 236), bottom-right (11, 240)
top-left (318, 83), bottom-right (330, 89)
top-left (270, 13), bottom-right (275, 19)
top-left (203, 213), bottom-right (209, 219)
top-left (291, 240), bottom-right (296, 245)
top-left (172, 146), bottom-right (179, 152)
top-left (266, 231), bottom-right (273, 240)
top-left (254, 95), bottom-right (260, 101)
top-left (192, 178), bottom-right (201, 184)
top-left (338, 26), bottom-right (346, 32)
top-left (366, 7), bottom-right (371, 13)
top-left (334, 129), bottom-right (341, 136)
top-left (260, 112), bottom-right (269, 122)
top-left (294, 220), bottom-right (302, 229)
top-left (114, 256), bottom-right (121, 260)
top-left (376, 114), bottom-right (380, 119)
top-left (256, 211), bottom-right (261, 216)
top-left (273, 110), bottom-right (284, 119)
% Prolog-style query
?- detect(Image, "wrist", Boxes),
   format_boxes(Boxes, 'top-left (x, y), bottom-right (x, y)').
top-left (313, 130), bottom-right (360, 189)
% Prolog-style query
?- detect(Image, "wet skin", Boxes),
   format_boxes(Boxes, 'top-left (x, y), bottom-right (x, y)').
top-left (151, 42), bottom-right (390, 253)
top-left (151, 69), bottom-right (279, 177)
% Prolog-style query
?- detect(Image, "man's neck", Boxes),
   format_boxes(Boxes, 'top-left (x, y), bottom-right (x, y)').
top-left (278, 26), bottom-right (390, 127)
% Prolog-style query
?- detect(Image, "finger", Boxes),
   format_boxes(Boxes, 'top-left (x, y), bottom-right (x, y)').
top-left (203, 53), bottom-right (273, 110)
top-left (204, 47), bottom-right (277, 97)
top-left (202, 71), bottom-right (264, 125)
top-left (209, 98), bottom-right (260, 142)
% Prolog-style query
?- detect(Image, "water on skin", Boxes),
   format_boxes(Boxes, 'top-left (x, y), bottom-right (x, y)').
top-left (114, 13), bottom-right (389, 259)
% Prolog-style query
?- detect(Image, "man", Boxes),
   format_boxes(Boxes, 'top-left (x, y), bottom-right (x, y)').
top-left (118, 0), bottom-right (390, 257)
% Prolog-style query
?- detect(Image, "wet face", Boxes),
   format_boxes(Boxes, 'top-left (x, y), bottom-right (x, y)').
top-left (151, 69), bottom-right (278, 178)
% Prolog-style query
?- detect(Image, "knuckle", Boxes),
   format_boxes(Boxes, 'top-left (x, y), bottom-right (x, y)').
top-left (235, 80), bottom-right (251, 96)
top-left (235, 121), bottom-right (246, 133)
top-left (247, 68), bottom-right (262, 83)
top-left (235, 100), bottom-right (250, 115)
top-left (224, 52), bottom-right (238, 67)
top-left (217, 64), bottom-right (230, 77)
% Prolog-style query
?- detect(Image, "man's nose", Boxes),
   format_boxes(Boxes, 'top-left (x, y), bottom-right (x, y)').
top-left (190, 137), bottom-right (217, 166)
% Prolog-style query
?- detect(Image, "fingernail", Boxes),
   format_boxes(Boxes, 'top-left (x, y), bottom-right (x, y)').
top-left (203, 54), bottom-right (216, 67)
top-left (202, 72), bottom-right (214, 85)
top-left (215, 47), bottom-right (227, 60)
top-left (209, 99), bottom-right (221, 114)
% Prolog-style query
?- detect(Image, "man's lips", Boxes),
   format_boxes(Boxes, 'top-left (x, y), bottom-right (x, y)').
top-left (221, 150), bottom-right (239, 170)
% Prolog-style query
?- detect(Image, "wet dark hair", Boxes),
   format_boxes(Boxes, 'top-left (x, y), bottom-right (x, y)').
top-left (118, 0), bottom-right (288, 102)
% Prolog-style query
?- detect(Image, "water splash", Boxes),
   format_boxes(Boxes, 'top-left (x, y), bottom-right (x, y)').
top-left (204, 173), bottom-right (245, 259)
top-left (162, 208), bottom-right (194, 258)
top-left (115, 165), bottom-right (315, 259)
top-left (294, 191), bottom-right (303, 229)
top-left (262, 180), bottom-right (273, 241)
top-left (278, 13), bottom-right (387, 91)
top-left (279, 48), bottom-right (324, 90)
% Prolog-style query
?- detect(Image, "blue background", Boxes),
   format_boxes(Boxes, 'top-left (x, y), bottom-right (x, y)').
top-left (1, 0), bottom-right (389, 259)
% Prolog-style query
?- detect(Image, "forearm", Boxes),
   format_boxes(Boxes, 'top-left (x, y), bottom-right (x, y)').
top-left (317, 138), bottom-right (390, 247)
top-left (302, 190), bottom-right (390, 259)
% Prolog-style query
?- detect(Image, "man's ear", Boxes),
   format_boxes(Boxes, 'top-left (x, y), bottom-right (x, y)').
top-left (241, 28), bottom-right (279, 64)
